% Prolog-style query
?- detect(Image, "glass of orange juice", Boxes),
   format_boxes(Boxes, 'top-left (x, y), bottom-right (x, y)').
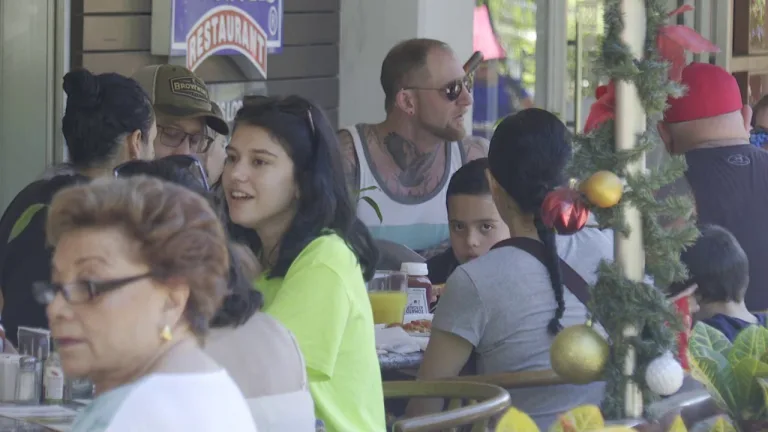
top-left (367, 271), bottom-right (408, 325)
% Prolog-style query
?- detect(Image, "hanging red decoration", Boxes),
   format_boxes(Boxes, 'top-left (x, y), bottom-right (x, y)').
top-left (674, 296), bottom-right (691, 371)
top-left (584, 82), bottom-right (616, 134)
top-left (658, 5), bottom-right (720, 82)
top-left (541, 189), bottom-right (590, 235)
top-left (582, 5), bottom-right (719, 133)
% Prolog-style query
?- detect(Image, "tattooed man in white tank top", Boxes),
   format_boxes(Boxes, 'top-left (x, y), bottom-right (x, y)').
top-left (338, 39), bottom-right (488, 255)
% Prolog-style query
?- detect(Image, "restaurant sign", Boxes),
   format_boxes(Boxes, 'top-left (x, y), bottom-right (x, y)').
top-left (171, 0), bottom-right (283, 78)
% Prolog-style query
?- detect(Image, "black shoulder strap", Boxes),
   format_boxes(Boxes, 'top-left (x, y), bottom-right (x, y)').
top-left (491, 237), bottom-right (592, 307)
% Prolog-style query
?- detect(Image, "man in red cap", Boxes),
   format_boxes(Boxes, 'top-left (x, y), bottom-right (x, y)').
top-left (658, 62), bottom-right (768, 311)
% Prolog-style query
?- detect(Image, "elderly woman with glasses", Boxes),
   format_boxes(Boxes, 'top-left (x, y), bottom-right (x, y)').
top-left (113, 156), bottom-right (317, 431)
top-left (35, 176), bottom-right (257, 431)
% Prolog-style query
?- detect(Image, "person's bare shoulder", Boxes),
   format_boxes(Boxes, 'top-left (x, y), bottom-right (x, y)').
top-left (337, 128), bottom-right (360, 192)
top-left (460, 136), bottom-right (490, 162)
top-left (206, 312), bottom-right (306, 397)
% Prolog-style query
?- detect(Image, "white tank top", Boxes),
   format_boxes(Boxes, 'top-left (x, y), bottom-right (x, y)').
top-left (343, 125), bottom-right (465, 252)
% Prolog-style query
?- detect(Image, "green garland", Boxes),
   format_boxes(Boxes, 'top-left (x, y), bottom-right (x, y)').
top-left (567, 0), bottom-right (699, 418)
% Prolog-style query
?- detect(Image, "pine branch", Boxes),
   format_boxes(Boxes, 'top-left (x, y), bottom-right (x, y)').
top-left (568, 0), bottom-right (699, 418)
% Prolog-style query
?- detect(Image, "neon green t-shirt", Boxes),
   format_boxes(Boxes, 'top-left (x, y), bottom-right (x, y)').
top-left (257, 234), bottom-right (385, 432)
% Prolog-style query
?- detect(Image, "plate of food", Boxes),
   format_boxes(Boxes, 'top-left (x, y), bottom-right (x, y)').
top-left (387, 319), bottom-right (432, 337)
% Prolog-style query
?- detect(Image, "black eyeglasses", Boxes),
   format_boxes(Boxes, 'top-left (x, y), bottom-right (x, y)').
top-left (33, 273), bottom-right (154, 305)
top-left (157, 125), bottom-right (214, 154)
top-left (403, 74), bottom-right (474, 102)
top-left (113, 154), bottom-right (210, 191)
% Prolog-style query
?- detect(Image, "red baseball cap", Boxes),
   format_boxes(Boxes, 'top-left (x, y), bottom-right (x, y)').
top-left (664, 63), bottom-right (743, 123)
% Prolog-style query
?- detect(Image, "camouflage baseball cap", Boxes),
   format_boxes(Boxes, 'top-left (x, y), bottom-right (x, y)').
top-left (132, 65), bottom-right (229, 135)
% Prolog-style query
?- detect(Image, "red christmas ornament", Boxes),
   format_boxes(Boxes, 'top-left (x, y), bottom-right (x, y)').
top-left (540, 189), bottom-right (590, 235)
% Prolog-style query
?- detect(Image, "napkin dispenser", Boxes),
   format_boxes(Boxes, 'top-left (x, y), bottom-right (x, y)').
top-left (0, 353), bottom-right (23, 401)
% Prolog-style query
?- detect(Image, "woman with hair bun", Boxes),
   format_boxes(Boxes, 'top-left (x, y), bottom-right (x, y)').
top-left (407, 109), bottom-right (613, 429)
top-left (0, 68), bottom-right (156, 346)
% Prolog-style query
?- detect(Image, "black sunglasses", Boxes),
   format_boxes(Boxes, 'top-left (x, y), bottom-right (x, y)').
top-left (33, 273), bottom-right (154, 305)
top-left (403, 74), bottom-right (474, 102)
top-left (113, 155), bottom-right (210, 191)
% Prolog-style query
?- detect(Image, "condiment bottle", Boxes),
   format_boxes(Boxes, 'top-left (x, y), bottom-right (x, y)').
top-left (400, 262), bottom-right (433, 321)
top-left (15, 356), bottom-right (39, 403)
top-left (43, 352), bottom-right (64, 404)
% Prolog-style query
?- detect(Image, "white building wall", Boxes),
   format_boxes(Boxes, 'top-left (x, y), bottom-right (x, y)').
top-left (338, 0), bottom-right (474, 130)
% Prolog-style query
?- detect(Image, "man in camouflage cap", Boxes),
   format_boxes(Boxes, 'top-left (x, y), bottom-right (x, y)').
top-left (133, 65), bottom-right (229, 158)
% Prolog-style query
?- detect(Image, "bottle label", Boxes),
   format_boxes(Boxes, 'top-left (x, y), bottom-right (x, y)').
top-left (44, 367), bottom-right (64, 402)
top-left (404, 287), bottom-right (428, 321)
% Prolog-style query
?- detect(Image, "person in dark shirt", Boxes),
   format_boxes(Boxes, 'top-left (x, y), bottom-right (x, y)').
top-left (671, 224), bottom-right (766, 342)
top-left (750, 94), bottom-right (768, 148)
top-left (657, 63), bottom-right (768, 311)
top-left (472, 62), bottom-right (534, 139)
top-left (0, 68), bottom-right (156, 346)
top-left (426, 158), bottom-right (509, 285)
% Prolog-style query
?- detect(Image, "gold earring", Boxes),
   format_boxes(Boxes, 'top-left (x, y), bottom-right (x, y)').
top-left (160, 325), bottom-right (173, 342)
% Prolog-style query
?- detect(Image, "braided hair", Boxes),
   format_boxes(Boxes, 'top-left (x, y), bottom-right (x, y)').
top-left (488, 109), bottom-right (573, 335)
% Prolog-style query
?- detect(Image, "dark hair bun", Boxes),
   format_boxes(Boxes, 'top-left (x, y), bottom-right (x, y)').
top-left (63, 69), bottom-right (101, 109)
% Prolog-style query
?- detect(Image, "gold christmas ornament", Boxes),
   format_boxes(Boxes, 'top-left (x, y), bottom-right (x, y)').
top-left (550, 323), bottom-right (610, 384)
top-left (581, 170), bottom-right (624, 208)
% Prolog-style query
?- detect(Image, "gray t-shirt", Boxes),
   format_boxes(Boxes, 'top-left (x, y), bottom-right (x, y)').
top-left (432, 227), bottom-right (613, 430)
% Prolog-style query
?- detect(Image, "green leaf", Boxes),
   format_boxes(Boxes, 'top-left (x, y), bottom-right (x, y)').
top-left (360, 196), bottom-right (383, 223)
top-left (729, 325), bottom-right (768, 365)
top-left (690, 322), bottom-right (733, 359)
top-left (358, 186), bottom-right (378, 194)
top-left (733, 358), bottom-right (768, 419)
top-left (688, 348), bottom-right (738, 417)
top-left (757, 378), bottom-right (768, 417)
top-left (667, 415), bottom-right (687, 432)
top-left (8, 203), bottom-right (46, 243)
top-left (495, 406), bottom-right (540, 432)
top-left (708, 417), bottom-right (737, 432)
top-left (548, 405), bottom-right (604, 432)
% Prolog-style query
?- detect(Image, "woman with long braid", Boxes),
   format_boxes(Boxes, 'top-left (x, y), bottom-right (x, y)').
top-left (407, 109), bottom-right (612, 429)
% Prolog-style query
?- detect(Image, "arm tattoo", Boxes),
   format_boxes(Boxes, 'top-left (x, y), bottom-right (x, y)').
top-left (337, 130), bottom-right (360, 195)
top-left (384, 133), bottom-right (440, 188)
top-left (460, 136), bottom-right (490, 161)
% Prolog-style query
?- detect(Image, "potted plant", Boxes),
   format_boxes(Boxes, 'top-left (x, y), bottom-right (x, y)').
top-left (494, 404), bottom-right (689, 432)
top-left (688, 323), bottom-right (768, 431)
top-left (493, 403), bottom-right (730, 432)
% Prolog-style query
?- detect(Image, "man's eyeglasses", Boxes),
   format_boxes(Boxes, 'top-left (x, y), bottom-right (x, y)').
top-left (157, 125), bottom-right (214, 154)
top-left (402, 74), bottom-right (474, 102)
top-left (33, 273), bottom-right (154, 305)
top-left (113, 154), bottom-right (210, 191)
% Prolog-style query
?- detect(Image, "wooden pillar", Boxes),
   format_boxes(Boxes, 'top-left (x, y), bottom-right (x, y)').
top-left (615, 0), bottom-right (647, 418)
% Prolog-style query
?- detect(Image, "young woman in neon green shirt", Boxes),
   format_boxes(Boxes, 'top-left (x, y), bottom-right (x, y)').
top-left (220, 96), bottom-right (385, 432)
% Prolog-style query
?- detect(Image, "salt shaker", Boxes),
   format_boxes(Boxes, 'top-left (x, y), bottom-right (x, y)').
top-left (15, 356), bottom-right (39, 403)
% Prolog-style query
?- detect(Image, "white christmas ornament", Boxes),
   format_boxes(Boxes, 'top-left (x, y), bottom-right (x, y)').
top-left (644, 352), bottom-right (684, 396)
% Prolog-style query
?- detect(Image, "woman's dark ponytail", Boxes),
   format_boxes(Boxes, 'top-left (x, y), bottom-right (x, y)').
top-left (487, 108), bottom-right (573, 336)
top-left (534, 191), bottom-right (566, 336)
